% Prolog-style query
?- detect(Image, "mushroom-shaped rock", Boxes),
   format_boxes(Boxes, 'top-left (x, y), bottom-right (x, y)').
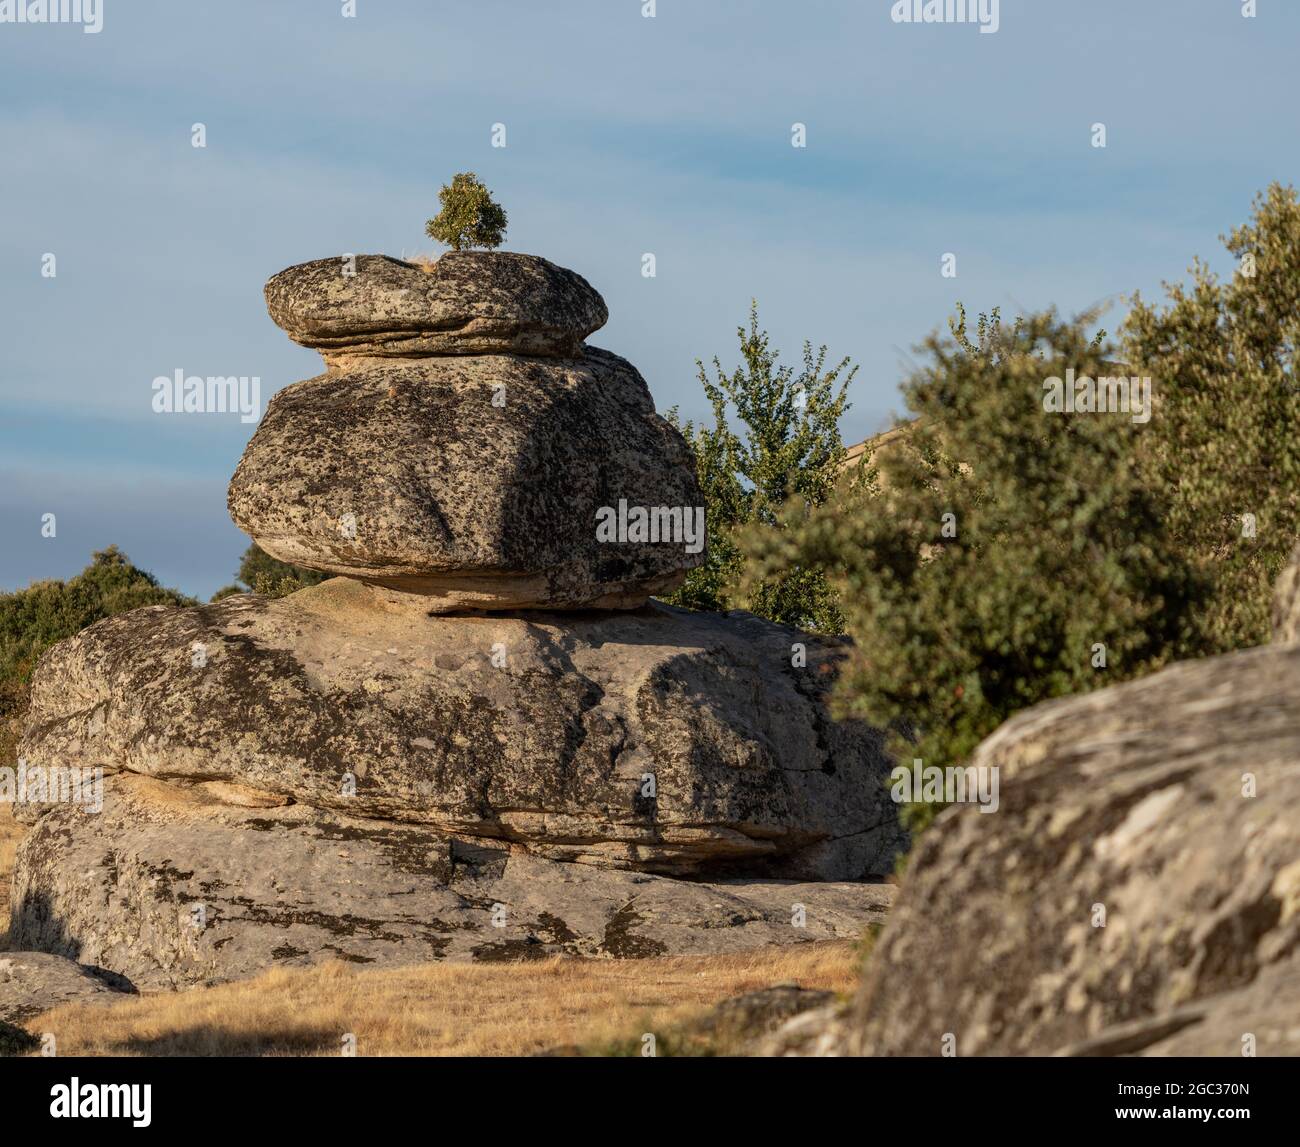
top-left (265, 251), bottom-right (608, 363)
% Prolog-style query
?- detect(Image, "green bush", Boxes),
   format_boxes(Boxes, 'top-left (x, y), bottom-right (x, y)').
top-left (0, 546), bottom-right (195, 689)
top-left (663, 302), bottom-right (855, 633)
top-left (1124, 182), bottom-right (1300, 648)
top-left (0, 547), bottom-right (195, 767)
top-left (742, 184), bottom-right (1300, 831)
top-left (235, 543), bottom-right (325, 597)
top-left (747, 307), bottom-right (1206, 831)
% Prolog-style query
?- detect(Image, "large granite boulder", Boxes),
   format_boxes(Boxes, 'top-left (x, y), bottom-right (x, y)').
top-left (265, 252), bottom-right (607, 363)
top-left (228, 348), bottom-right (703, 608)
top-left (17, 579), bottom-right (905, 880)
top-left (9, 774), bottom-right (895, 990)
top-left (843, 639), bottom-right (1300, 1057)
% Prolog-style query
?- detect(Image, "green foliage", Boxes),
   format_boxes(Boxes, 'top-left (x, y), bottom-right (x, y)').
top-left (747, 307), bottom-right (1206, 831)
top-left (1124, 182), bottom-right (1300, 648)
top-left (663, 301), bottom-right (855, 633)
top-left (252, 573), bottom-right (308, 599)
top-left (0, 546), bottom-right (195, 690)
top-left (425, 172), bottom-right (508, 252)
top-left (0, 546), bottom-right (194, 767)
top-left (235, 543), bottom-right (325, 596)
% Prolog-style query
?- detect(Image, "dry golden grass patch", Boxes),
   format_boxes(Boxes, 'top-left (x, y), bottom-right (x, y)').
top-left (0, 802), bottom-right (23, 937)
top-left (28, 942), bottom-right (861, 1057)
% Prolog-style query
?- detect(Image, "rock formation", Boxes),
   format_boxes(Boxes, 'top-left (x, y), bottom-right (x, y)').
top-left (757, 571), bottom-right (1300, 1056)
top-left (0, 951), bottom-right (128, 1025)
top-left (8, 251), bottom-right (904, 994)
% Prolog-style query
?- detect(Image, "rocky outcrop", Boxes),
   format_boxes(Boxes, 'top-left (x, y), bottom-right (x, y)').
top-left (840, 639), bottom-right (1300, 1057)
top-left (9, 248), bottom-right (902, 993)
top-left (10, 774), bottom-right (894, 990)
top-left (0, 951), bottom-right (128, 1025)
top-left (264, 252), bottom-right (607, 362)
top-left (18, 579), bottom-right (901, 878)
top-left (227, 349), bottom-right (701, 608)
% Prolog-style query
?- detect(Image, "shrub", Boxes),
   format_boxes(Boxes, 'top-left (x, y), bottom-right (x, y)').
top-left (235, 543), bottom-right (325, 597)
top-left (1124, 182), bottom-right (1300, 649)
top-left (747, 307), bottom-right (1207, 830)
top-left (0, 547), bottom-right (195, 768)
top-left (0, 546), bottom-right (195, 689)
top-left (425, 172), bottom-right (508, 252)
top-left (663, 302), bottom-right (855, 633)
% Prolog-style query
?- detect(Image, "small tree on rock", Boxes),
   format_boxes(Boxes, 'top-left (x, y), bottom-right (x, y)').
top-left (426, 172), bottom-right (508, 252)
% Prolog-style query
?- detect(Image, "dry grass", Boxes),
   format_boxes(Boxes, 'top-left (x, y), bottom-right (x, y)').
top-left (0, 687), bottom-right (27, 940)
top-left (399, 249), bottom-right (440, 272)
top-left (25, 942), bottom-right (861, 1057)
top-left (0, 801), bottom-right (23, 940)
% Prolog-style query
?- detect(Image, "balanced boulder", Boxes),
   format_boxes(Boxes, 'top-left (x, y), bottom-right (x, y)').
top-left (264, 252), bottom-right (607, 362)
top-left (9, 248), bottom-right (903, 990)
top-left (228, 349), bottom-right (700, 608)
top-left (235, 253), bottom-right (702, 610)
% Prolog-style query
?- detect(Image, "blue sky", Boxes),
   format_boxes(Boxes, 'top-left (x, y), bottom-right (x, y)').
top-left (2, 0), bottom-right (1297, 599)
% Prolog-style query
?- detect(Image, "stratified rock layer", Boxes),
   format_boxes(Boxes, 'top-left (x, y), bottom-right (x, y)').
top-left (9, 774), bottom-right (895, 990)
top-left (18, 580), bottom-right (905, 879)
top-left (846, 640), bottom-right (1300, 1057)
top-left (228, 349), bottom-right (702, 608)
top-left (265, 252), bottom-right (608, 362)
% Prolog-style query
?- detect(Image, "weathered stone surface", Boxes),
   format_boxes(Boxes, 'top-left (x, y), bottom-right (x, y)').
top-left (684, 985), bottom-right (837, 1052)
top-left (846, 640), bottom-right (1300, 1057)
top-left (751, 1000), bottom-right (854, 1057)
top-left (18, 580), bottom-right (905, 880)
top-left (265, 252), bottom-right (608, 363)
top-left (0, 951), bottom-right (127, 1024)
top-left (9, 774), bottom-right (895, 990)
top-left (1272, 542), bottom-right (1300, 643)
top-left (228, 349), bottom-right (702, 609)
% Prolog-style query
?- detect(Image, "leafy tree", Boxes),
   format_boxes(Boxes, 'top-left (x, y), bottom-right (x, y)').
top-left (425, 172), bottom-right (508, 252)
top-left (746, 306), bottom-right (1206, 830)
top-left (0, 547), bottom-right (195, 767)
top-left (1124, 182), bottom-right (1300, 649)
top-left (663, 302), bottom-right (855, 633)
top-left (0, 546), bottom-right (195, 690)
